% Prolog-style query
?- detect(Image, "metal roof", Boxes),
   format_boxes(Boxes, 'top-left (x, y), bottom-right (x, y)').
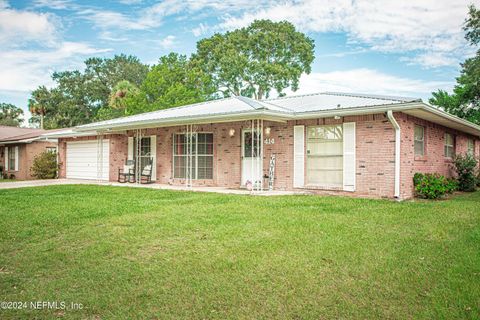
top-left (266, 92), bottom-right (420, 113)
top-left (78, 96), bottom-right (275, 130)
top-left (76, 92), bottom-right (419, 131)
top-left (40, 92), bottom-right (480, 137)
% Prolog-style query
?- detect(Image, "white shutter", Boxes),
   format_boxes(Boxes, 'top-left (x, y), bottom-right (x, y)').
top-left (150, 135), bottom-right (157, 181)
top-left (343, 122), bottom-right (356, 191)
top-left (293, 125), bottom-right (305, 188)
top-left (4, 146), bottom-right (8, 170)
top-left (127, 137), bottom-right (134, 160)
top-left (14, 146), bottom-right (19, 171)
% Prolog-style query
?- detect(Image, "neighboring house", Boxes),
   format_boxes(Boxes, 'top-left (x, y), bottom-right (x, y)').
top-left (0, 126), bottom-right (58, 180)
top-left (44, 92), bottom-right (480, 199)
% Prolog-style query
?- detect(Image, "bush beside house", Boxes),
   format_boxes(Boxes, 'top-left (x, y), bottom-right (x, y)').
top-left (414, 154), bottom-right (479, 199)
top-left (413, 173), bottom-right (458, 199)
top-left (30, 151), bottom-right (57, 179)
top-left (453, 154), bottom-right (478, 192)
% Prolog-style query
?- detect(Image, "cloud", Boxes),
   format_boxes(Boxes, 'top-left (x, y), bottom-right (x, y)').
top-left (33, 0), bottom-right (73, 10)
top-left (79, 0), bottom-right (270, 32)
top-left (0, 42), bottom-right (111, 93)
top-left (157, 35), bottom-right (176, 49)
top-left (192, 23), bottom-right (209, 37)
top-left (218, 0), bottom-right (473, 68)
top-left (29, 0), bottom-right (471, 70)
top-left (78, 0), bottom-right (185, 31)
top-left (118, 0), bottom-right (143, 4)
top-left (288, 69), bottom-right (453, 100)
top-left (400, 53), bottom-right (459, 69)
top-left (0, 2), bottom-right (59, 46)
top-left (77, 9), bottom-right (156, 30)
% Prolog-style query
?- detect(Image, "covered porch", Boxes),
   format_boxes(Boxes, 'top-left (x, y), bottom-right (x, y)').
top-left (107, 118), bottom-right (281, 192)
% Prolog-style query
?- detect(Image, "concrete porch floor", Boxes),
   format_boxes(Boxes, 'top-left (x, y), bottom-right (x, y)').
top-left (0, 178), bottom-right (307, 196)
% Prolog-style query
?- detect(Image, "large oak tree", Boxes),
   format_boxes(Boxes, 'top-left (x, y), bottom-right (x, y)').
top-left (192, 20), bottom-right (315, 100)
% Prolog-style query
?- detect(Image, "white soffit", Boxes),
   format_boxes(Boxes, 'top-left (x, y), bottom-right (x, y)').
top-left (404, 109), bottom-right (480, 137)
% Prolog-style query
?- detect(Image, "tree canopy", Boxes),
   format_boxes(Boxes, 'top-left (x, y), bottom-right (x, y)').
top-left (28, 20), bottom-right (315, 128)
top-left (429, 5), bottom-right (480, 124)
top-left (0, 103), bottom-right (24, 127)
top-left (29, 55), bottom-right (149, 129)
top-left (193, 20), bottom-right (315, 100)
top-left (135, 53), bottom-right (216, 113)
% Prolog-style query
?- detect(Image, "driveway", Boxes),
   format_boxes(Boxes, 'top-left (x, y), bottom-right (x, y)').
top-left (0, 179), bottom-right (101, 190)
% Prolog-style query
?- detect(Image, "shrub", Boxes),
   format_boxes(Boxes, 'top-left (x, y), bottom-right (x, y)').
top-left (413, 173), bottom-right (457, 199)
top-left (453, 154), bottom-right (478, 192)
top-left (413, 172), bottom-right (424, 186)
top-left (445, 178), bottom-right (459, 194)
top-left (31, 151), bottom-right (57, 179)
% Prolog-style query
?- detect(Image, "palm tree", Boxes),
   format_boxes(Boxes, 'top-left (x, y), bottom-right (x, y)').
top-left (28, 86), bottom-right (49, 129)
top-left (109, 80), bottom-right (139, 114)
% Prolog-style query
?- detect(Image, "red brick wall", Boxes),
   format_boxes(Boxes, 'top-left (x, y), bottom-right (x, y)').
top-left (397, 113), bottom-right (479, 198)
top-left (57, 112), bottom-right (479, 199)
top-left (1, 141), bottom-right (56, 180)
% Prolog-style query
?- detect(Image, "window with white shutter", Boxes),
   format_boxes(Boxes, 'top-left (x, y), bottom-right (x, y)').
top-left (293, 125), bottom-right (305, 188)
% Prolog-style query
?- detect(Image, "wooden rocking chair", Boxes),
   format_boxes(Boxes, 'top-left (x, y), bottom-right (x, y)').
top-left (118, 160), bottom-right (135, 183)
top-left (139, 158), bottom-right (153, 184)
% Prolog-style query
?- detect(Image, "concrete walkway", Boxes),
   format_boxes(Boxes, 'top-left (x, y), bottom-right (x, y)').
top-left (0, 179), bottom-right (306, 196)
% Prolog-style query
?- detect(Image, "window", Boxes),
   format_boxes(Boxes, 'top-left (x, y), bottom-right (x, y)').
top-left (46, 147), bottom-right (57, 153)
top-left (243, 131), bottom-right (261, 158)
top-left (414, 125), bottom-right (425, 156)
top-left (173, 133), bottom-right (213, 179)
top-left (306, 125), bottom-right (343, 187)
top-left (467, 139), bottom-right (475, 156)
top-left (444, 133), bottom-right (455, 158)
top-left (8, 147), bottom-right (15, 171)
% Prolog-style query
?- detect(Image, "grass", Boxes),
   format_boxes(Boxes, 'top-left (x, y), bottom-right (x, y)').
top-left (0, 185), bottom-right (479, 319)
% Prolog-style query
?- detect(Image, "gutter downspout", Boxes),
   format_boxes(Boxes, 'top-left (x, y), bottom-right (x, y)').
top-left (387, 111), bottom-right (401, 199)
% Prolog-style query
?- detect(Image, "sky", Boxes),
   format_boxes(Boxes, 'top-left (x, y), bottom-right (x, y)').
top-left (0, 0), bottom-right (476, 124)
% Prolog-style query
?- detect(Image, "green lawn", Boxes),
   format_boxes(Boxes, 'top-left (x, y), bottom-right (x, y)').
top-left (0, 186), bottom-right (479, 319)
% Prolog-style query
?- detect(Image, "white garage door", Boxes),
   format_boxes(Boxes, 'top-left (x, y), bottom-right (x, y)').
top-left (66, 140), bottom-right (109, 180)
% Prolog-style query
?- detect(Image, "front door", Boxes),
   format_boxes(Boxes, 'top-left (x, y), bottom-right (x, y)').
top-left (241, 129), bottom-right (262, 187)
top-left (134, 136), bottom-right (156, 181)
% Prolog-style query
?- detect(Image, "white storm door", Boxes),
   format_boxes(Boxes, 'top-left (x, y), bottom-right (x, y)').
top-left (241, 129), bottom-right (262, 186)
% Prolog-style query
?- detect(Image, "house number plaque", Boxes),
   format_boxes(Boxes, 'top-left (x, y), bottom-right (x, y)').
top-left (264, 138), bottom-right (275, 145)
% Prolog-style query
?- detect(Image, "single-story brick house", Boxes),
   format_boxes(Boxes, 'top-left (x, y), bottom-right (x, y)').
top-left (44, 92), bottom-right (480, 199)
top-left (0, 126), bottom-right (58, 180)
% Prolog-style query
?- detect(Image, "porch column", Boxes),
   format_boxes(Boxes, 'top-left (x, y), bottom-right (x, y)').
top-left (184, 124), bottom-right (196, 188)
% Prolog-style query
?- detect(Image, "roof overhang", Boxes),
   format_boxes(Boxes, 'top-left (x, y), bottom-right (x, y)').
top-left (294, 102), bottom-right (480, 137)
top-left (75, 109), bottom-right (292, 132)
top-left (403, 105), bottom-right (480, 137)
top-left (40, 129), bottom-right (99, 139)
top-left (0, 136), bottom-right (58, 145)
